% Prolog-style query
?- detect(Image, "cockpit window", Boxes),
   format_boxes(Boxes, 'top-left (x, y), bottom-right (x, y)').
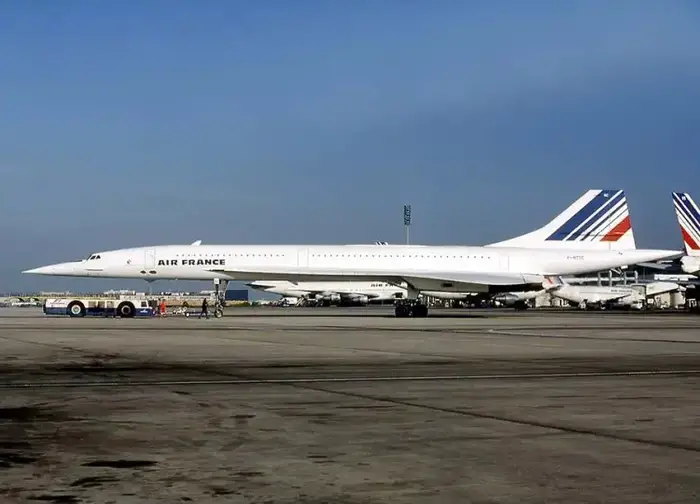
top-left (86, 254), bottom-right (101, 260)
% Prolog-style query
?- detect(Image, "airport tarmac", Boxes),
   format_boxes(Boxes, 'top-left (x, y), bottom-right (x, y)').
top-left (0, 306), bottom-right (698, 503)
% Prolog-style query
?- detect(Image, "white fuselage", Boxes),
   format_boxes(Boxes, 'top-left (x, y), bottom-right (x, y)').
top-left (23, 244), bottom-right (681, 294)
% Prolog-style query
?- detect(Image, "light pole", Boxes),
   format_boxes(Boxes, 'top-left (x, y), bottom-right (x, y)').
top-left (403, 204), bottom-right (411, 245)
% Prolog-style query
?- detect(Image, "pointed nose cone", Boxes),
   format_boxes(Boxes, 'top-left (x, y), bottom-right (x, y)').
top-left (22, 262), bottom-right (86, 276)
top-left (22, 265), bottom-right (56, 275)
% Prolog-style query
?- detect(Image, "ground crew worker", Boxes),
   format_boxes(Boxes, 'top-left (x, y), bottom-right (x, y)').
top-left (199, 297), bottom-right (209, 319)
top-left (159, 299), bottom-right (166, 317)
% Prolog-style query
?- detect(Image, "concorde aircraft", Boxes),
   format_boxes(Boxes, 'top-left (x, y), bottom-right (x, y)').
top-left (23, 189), bottom-right (681, 317)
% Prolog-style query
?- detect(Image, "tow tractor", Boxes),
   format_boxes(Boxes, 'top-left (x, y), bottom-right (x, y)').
top-left (42, 280), bottom-right (230, 319)
top-left (43, 296), bottom-right (154, 318)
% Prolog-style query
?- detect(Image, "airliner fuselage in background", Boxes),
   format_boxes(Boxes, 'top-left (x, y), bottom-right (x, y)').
top-left (246, 280), bottom-right (405, 305)
top-left (246, 280), bottom-right (477, 305)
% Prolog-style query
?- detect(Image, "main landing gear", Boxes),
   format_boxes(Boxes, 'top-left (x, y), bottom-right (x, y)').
top-left (394, 301), bottom-right (428, 317)
top-left (213, 279), bottom-right (228, 318)
top-left (394, 288), bottom-right (428, 317)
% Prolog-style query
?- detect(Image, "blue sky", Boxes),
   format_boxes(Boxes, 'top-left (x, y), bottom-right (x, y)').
top-left (2, 0), bottom-right (700, 294)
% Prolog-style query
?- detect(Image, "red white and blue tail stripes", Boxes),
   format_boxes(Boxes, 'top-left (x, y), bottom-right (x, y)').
top-left (546, 189), bottom-right (631, 243)
top-left (672, 192), bottom-right (700, 253)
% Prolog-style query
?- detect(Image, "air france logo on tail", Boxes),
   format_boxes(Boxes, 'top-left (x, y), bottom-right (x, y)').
top-left (672, 192), bottom-right (700, 251)
top-left (542, 276), bottom-right (564, 290)
top-left (546, 189), bottom-right (631, 242)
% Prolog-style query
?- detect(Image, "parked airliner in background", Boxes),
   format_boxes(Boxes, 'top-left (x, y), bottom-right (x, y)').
top-left (246, 280), bottom-right (477, 306)
top-left (246, 280), bottom-right (405, 306)
top-left (23, 189), bottom-right (681, 317)
top-left (672, 192), bottom-right (700, 276)
top-left (541, 276), bottom-right (681, 310)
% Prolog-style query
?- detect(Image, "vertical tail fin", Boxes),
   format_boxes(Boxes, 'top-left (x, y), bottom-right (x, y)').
top-left (671, 192), bottom-right (700, 256)
top-left (542, 275), bottom-right (565, 290)
top-left (486, 189), bottom-right (636, 250)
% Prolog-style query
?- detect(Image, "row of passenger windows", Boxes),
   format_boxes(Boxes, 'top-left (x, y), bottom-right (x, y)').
top-left (172, 253), bottom-right (493, 259)
top-left (174, 253), bottom-right (286, 257)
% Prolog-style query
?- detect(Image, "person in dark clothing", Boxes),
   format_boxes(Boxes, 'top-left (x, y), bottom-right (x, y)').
top-left (199, 297), bottom-right (209, 319)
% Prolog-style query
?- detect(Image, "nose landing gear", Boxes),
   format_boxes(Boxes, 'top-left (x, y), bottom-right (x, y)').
top-left (394, 287), bottom-right (428, 317)
top-left (394, 300), bottom-right (429, 317)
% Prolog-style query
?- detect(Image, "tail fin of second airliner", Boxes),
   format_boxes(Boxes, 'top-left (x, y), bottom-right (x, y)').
top-left (486, 189), bottom-right (636, 250)
top-left (542, 275), bottom-right (565, 290)
top-left (672, 192), bottom-right (700, 256)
